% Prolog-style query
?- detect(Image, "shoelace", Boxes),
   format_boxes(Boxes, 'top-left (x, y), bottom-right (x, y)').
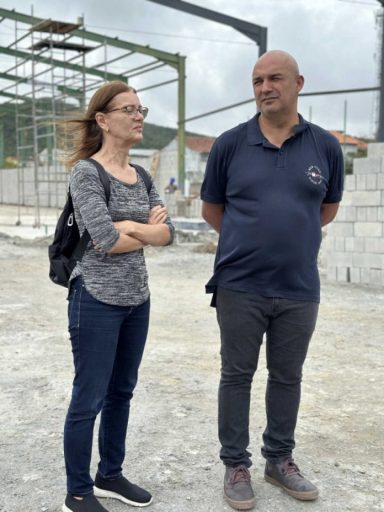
top-left (229, 465), bottom-right (251, 484)
top-left (280, 459), bottom-right (302, 477)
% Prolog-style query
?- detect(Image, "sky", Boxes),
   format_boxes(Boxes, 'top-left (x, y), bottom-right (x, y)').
top-left (0, 0), bottom-right (381, 139)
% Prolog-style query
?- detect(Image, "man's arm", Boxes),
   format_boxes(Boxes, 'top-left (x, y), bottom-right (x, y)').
top-left (321, 202), bottom-right (340, 227)
top-left (202, 201), bottom-right (225, 233)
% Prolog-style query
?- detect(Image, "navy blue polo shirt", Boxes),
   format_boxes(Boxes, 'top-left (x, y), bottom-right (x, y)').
top-left (201, 114), bottom-right (344, 302)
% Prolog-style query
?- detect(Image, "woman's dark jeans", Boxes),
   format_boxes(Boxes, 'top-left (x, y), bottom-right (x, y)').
top-left (216, 286), bottom-right (319, 467)
top-left (64, 277), bottom-right (150, 496)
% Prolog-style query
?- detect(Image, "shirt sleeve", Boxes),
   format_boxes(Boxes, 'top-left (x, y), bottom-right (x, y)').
top-left (200, 138), bottom-right (228, 204)
top-left (70, 160), bottom-right (119, 252)
top-left (324, 138), bottom-right (344, 204)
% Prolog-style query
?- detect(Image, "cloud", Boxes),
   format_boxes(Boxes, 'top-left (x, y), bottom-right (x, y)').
top-left (0, 0), bottom-right (380, 137)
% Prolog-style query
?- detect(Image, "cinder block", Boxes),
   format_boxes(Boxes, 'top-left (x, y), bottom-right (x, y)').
top-left (356, 207), bottom-right (379, 222)
top-left (361, 268), bottom-right (371, 284)
top-left (344, 174), bottom-right (356, 192)
top-left (354, 222), bottom-right (382, 237)
top-left (378, 207), bottom-right (384, 221)
top-left (350, 191), bottom-right (381, 206)
top-left (353, 157), bottom-right (381, 174)
top-left (352, 252), bottom-right (383, 269)
top-left (357, 207), bottom-right (368, 221)
top-left (326, 265), bottom-right (337, 282)
top-left (340, 191), bottom-right (352, 206)
top-left (327, 222), bottom-right (354, 237)
top-left (369, 269), bottom-right (383, 287)
top-left (350, 268), bottom-right (361, 284)
top-left (367, 174), bottom-right (378, 190)
top-left (367, 207), bottom-right (379, 221)
top-left (334, 237), bottom-right (345, 251)
top-left (345, 236), bottom-right (365, 252)
top-left (367, 142), bottom-right (384, 158)
top-left (335, 206), bottom-right (356, 222)
top-left (365, 237), bottom-right (384, 253)
top-left (325, 235), bottom-right (335, 252)
top-left (333, 252), bottom-right (353, 266)
top-left (356, 174), bottom-right (367, 190)
top-left (378, 174), bottom-right (384, 189)
top-left (336, 266), bottom-right (349, 282)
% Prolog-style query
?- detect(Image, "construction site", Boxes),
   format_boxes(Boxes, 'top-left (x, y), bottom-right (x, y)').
top-left (0, 5), bottom-right (189, 228)
top-left (0, 2), bottom-right (383, 512)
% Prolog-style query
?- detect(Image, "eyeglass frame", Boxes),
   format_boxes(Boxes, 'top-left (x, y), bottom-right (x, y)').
top-left (105, 105), bottom-right (149, 119)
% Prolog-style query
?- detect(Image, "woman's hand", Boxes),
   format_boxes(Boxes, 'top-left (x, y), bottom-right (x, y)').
top-left (113, 220), bottom-right (136, 235)
top-left (149, 205), bottom-right (168, 225)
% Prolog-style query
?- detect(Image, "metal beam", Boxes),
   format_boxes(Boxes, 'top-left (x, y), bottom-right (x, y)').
top-left (0, 8), bottom-right (182, 69)
top-left (0, 6), bottom-right (187, 187)
top-left (182, 86), bottom-right (380, 124)
top-left (0, 71), bottom-right (82, 99)
top-left (137, 78), bottom-right (178, 92)
top-left (0, 45), bottom-right (126, 83)
top-left (146, 0), bottom-right (267, 53)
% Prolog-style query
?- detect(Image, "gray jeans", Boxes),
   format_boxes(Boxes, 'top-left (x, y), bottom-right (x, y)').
top-left (216, 286), bottom-right (319, 467)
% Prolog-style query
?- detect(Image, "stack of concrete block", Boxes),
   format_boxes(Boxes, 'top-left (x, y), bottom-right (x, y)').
top-left (325, 143), bottom-right (384, 287)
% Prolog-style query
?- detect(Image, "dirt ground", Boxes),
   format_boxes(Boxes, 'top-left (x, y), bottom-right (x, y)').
top-left (0, 229), bottom-right (383, 512)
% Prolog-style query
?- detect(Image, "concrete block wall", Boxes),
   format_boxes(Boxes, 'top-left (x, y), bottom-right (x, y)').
top-left (0, 164), bottom-right (68, 208)
top-left (325, 142), bottom-right (384, 287)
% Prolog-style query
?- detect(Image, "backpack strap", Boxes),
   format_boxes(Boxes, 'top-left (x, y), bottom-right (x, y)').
top-left (86, 158), bottom-right (111, 202)
top-left (70, 159), bottom-right (111, 265)
top-left (131, 163), bottom-right (152, 195)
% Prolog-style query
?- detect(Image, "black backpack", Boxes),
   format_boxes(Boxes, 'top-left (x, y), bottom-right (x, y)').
top-left (48, 158), bottom-right (152, 288)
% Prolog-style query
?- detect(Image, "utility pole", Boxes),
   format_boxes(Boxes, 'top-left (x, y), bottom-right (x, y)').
top-left (377, 0), bottom-right (384, 141)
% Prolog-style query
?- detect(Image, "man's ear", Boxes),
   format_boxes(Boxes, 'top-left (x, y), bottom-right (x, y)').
top-left (296, 75), bottom-right (305, 94)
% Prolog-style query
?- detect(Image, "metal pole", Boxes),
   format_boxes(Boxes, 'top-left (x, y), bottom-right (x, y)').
top-left (377, 1), bottom-right (384, 141)
top-left (177, 56), bottom-right (186, 193)
top-left (343, 99), bottom-right (348, 172)
top-left (30, 12), bottom-right (41, 228)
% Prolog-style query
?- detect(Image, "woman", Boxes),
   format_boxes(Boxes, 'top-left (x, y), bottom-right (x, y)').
top-left (62, 81), bottom-right (174, 512)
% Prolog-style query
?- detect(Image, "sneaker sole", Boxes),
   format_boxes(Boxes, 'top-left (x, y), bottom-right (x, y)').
top-left (94, 486), bottom-right (153, 507)
top-left (224, 493), bottom-right (256, 510)
top-left (62, 506), bottom-right (72, 512)
top-left (264, 474), bottom-right (319, 501)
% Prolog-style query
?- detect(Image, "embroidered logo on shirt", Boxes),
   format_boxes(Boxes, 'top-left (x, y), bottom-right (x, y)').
top-left (306, 165), bottom-right (323, 185)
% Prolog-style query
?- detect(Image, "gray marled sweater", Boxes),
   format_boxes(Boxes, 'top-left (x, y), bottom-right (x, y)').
top-left (69, 159), bottom-right (174, 306)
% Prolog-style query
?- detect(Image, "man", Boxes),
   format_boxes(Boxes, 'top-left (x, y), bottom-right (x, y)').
top-left (201, 50), bottom-right (343, 510)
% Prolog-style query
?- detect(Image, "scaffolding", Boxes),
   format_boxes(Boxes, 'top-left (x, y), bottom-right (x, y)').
top-left (0, 7), bottom-right (186, 226)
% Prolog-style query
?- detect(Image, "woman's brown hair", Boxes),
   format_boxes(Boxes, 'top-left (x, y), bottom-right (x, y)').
top-left (64, 81), bottom-right (136, 168)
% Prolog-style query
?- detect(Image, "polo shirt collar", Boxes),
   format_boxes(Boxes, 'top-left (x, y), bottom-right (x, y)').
top-left (247, 113), bottom-right (309, 145)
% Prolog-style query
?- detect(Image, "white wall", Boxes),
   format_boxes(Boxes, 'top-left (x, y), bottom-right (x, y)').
top-left (325, 142), bottom-right (384, 287)
top-left (0, 163), bottom-right (68, 207)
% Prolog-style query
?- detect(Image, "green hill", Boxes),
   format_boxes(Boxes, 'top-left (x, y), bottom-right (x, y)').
top-left (0, 98), bottom-right (207, 163)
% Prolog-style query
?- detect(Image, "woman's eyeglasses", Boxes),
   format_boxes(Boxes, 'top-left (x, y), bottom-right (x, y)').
top-left (106, 105), bottom-right (149, 119)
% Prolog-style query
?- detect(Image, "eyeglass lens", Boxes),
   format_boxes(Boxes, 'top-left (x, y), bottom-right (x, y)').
top-left (125, 106), bottom-right (148, 118)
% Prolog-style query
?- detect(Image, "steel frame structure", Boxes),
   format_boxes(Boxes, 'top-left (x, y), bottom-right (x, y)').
top-left (0, 7), bottom-right (186, 225)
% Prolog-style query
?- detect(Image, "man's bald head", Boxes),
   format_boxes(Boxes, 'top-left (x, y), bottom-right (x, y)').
top-left (252, 50), bottom-right (304, 123)
top-left (254, 50), bottom-right (300, 77)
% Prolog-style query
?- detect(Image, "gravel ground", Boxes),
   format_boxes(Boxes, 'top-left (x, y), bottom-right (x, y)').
top-left (0, 234), bottom-right (383, 512)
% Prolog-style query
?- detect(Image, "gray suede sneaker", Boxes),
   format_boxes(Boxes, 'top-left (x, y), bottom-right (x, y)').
top-left (223, 465), bottom-right (256, 510)
top-left (264, 458), bottom-right (319, 501)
